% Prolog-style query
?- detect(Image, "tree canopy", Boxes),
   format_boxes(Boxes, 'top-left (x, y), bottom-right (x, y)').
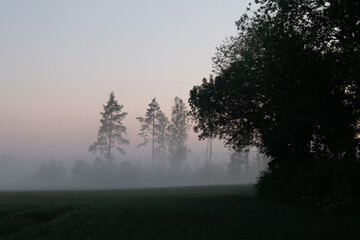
top-left (189, 0), bottom-right (359, 212)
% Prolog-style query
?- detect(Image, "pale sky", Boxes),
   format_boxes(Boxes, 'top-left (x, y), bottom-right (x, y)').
top-left (0, 0), bottom-right (251, 163)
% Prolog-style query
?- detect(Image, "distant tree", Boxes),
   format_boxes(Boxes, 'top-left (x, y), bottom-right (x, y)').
top-left (228, 152), bottom-right (244, 175)
top-left (0, 154), bottom-right (18, 171)
top-left (71, 159), bottom-right (92, 178)
top-left (118, 160), bottom-right (138, 182)
top-left (0, 154), bottom-right (19, 181)
top-left (0, 154), bottom-right (17, 165)
top-left (37, 159), bottom-right (67, 182)
top-left (155, 111), bottom-right (169, 167)
top-left (89, 92), bottom-right (129, 160)
top-left (137, 98), bottom-right (169, 169)
top-left (92, 157), bottom-right (105, 175)
top-left (228, 147), bottom-right (250, 175)
top-left (167, 97), bottom-right (190, 170)
top-left (72, 157), bottom-right (119, 182)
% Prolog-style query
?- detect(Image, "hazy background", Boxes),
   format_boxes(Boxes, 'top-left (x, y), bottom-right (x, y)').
top-left (0, 1), bottom-right (264, 189)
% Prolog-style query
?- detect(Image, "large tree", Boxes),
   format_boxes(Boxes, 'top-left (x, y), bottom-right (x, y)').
top-left (137, 98), bottom-right (168, 169)
top-left (89, 92), bottom-right (129, 160)
top-left (167, 97), bottom-right (190, 170)
top-left (189, 0), bottom-right (359, 211)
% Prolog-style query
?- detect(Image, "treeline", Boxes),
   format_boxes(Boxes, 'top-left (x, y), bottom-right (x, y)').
top-left (189, 0), bottom-right (359, 213)
top-left (88, 92), bottom-right (190, 171)
top-left (16, 153), bottom-right (266, 189)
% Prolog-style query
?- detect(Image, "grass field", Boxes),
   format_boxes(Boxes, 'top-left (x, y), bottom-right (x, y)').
top-left (0, 185), bottom-right (359, 240)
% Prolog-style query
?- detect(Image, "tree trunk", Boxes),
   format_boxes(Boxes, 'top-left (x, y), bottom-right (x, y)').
top-left (244, 146), bottom-right (249, 175)
top-left (152, 117), bottom-right (155, 170)
top-left (209, 137), bottom-right (212, 166)
top-left (108, 113), bottom-right (113, 160)
top-left (205, 138), bottom-right (209, 166)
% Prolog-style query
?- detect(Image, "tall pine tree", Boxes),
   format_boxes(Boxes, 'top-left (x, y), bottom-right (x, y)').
top-left (89, 92), bottom-right (129, 160)
top-left (137, 98), bottom-right (168, 169)
top-left (167, 97), bottom-right (190, 170)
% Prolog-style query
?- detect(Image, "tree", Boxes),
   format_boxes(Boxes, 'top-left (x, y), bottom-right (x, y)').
top-left (228, 152), bottom-right (244, 175)
top-left (167, 97), bottom-right (190, 170)
top-left (137, 98), bottom-right (169, 169)
top-left (36, 159), bottom-right (67, 183)
top-left (89, 92), bottom-right (129, 160)
top-left (155, 111), bottom-right (168, 167)
top-left (189, 0), bottom-right (360, 211)
top-left (228, 148), bottom-right (250, 175)
top-left (71, 159), bottom-right (92, 178)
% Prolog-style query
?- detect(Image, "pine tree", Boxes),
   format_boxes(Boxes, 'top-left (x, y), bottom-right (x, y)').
top-left (167, 97), bottom-right (190, 170)
top-left (89, 92), bottom-right (129, 160)
top-left (137, 98), bottom-right (168, 169)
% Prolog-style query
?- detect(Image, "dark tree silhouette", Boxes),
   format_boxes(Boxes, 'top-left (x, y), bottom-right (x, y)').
top-left (137, 98), bottom-right (168, 169)
top-left (167, 97), bottom-right (190, 170)
top-left (89, 92), bottom-right (129, 160)
top-left (189, 0), bottom-right (360, 211)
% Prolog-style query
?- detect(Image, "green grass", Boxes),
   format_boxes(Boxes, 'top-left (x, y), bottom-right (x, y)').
top-left (0, 185), bottom-right (359, 239)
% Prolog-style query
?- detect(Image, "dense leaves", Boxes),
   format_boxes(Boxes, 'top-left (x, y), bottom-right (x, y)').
top-left (189, 0), bottom-right (359, 212)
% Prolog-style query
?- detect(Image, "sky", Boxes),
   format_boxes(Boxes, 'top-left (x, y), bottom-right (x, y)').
top-left (0, 0), bottom-right (251, 164)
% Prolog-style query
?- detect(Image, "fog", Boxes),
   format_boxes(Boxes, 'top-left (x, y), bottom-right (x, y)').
top-left (0, 0), bottom-right (261, 191)
top-left (0, 145), bottom-right (268, 191)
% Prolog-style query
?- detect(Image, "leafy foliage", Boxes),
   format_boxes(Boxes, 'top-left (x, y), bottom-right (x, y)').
top-left (189, 0), bottom-right (360, 212)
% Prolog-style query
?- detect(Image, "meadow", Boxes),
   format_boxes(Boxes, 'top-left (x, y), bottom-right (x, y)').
top-left (0, 185), bottom-right (359, 240)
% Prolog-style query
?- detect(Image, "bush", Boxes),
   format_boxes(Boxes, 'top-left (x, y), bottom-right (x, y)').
top-left (256, 159), bottom-right (360, 214)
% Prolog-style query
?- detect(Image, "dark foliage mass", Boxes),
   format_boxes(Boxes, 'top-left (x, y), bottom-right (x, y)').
top-left (189, 0), bottom-right (360, 212)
